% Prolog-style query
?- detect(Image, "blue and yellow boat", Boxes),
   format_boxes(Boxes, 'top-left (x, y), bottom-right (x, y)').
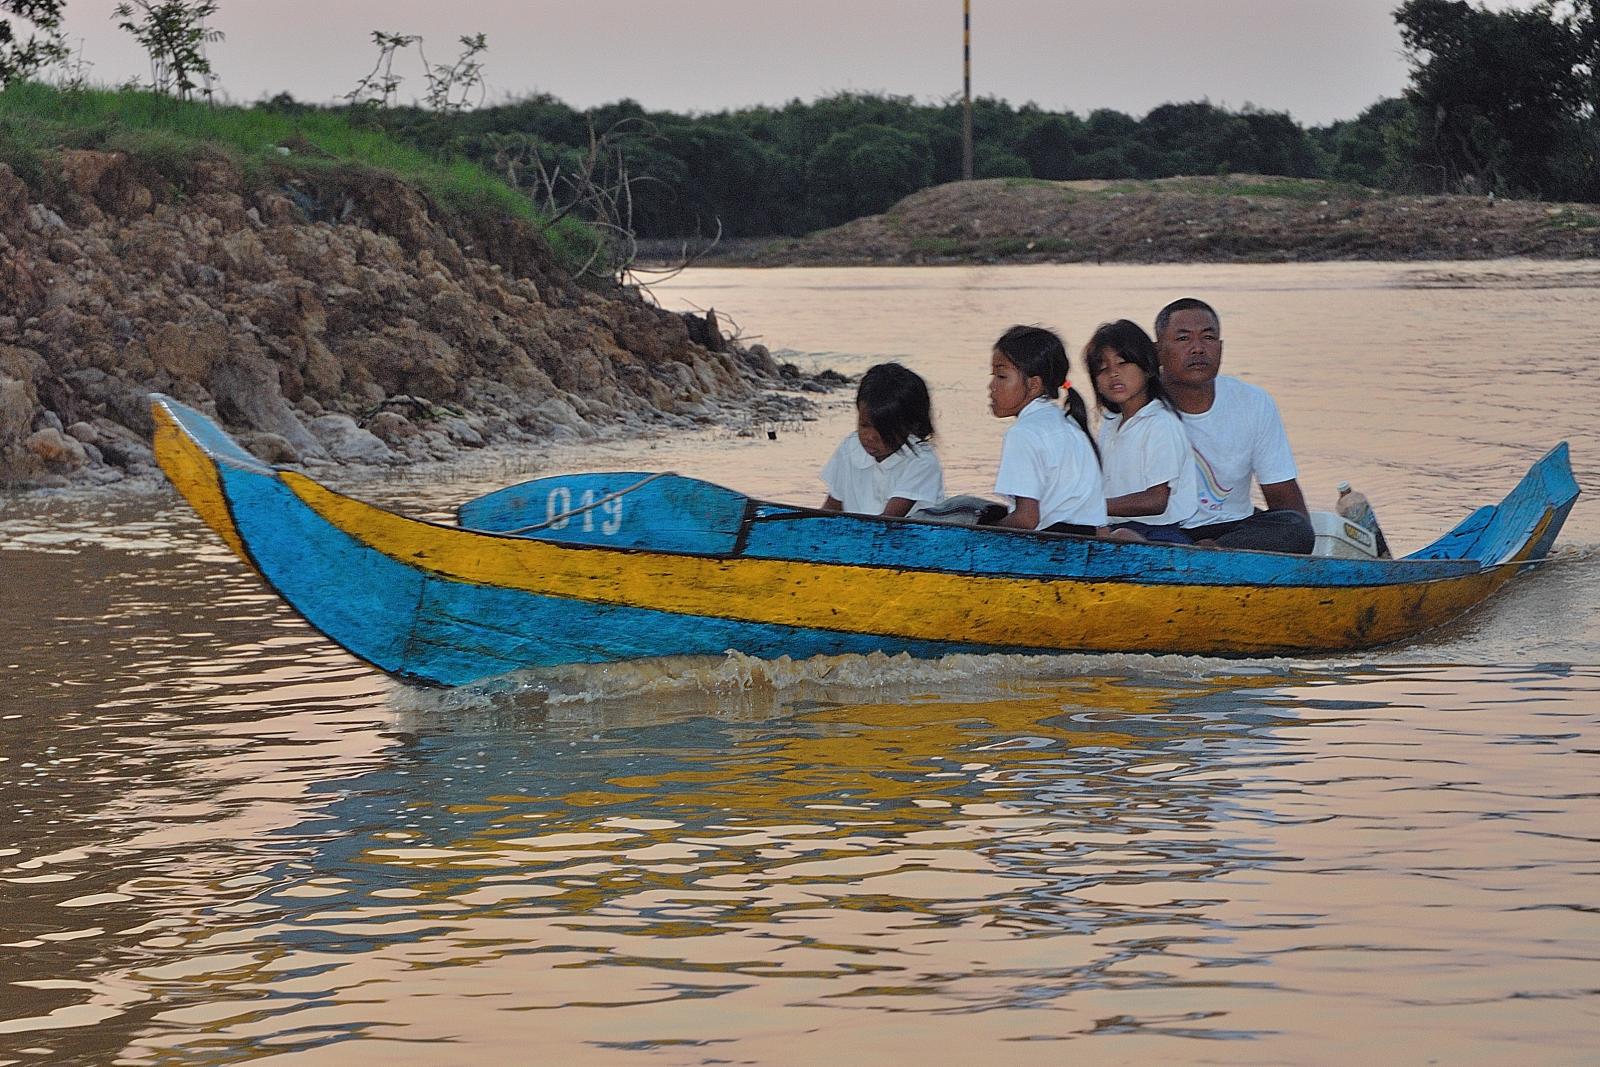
top-left (151, 394), bottom-right (1579, 687)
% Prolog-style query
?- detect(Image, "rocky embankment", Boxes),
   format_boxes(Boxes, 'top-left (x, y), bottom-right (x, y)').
top-left (703, 175), bottom-right (1600, 266)
top-left (0, 150), bottom-right (820, 489)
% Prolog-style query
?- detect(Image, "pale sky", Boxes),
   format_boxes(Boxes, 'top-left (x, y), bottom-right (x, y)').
top-left (50, 1), bottom-right (1524, 126)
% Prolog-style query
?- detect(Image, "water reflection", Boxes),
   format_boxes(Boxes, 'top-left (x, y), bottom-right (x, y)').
top-left (5, 655), bottom-right (1594, 1064)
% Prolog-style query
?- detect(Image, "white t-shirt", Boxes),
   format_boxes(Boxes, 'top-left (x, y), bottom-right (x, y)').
top-left (820, 432), bottom-right (943, 515)
top-left (994, 398), bottom-right (1107, 529)
top-left (1178, 375), bottom-right (1298, 528)
top-left (1098, 400), bottom-right (1198, 527)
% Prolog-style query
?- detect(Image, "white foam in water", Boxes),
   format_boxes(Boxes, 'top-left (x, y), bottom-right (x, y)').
top-left (388, 646), bottom-right (1321, 715)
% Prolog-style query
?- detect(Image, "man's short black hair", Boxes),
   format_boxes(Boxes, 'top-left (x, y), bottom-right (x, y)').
top-left (1154, 298), bottom-right (1220, 339)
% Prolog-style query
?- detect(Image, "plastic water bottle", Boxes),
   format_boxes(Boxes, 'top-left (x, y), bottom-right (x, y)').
top-left (1336, 481), bottom-right (1392, 558)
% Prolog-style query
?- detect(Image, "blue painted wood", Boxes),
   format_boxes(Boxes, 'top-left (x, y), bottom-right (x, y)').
top-left (736, 507), bottom-right (1481, 587)
top-left (219, 463), bottom-right (990, 685)
top-left (458, 472), bottom-right (749, 555)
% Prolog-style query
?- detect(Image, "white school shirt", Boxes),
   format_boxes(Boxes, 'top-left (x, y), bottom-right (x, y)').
top-left (1177, 375), bottom-right (1298, 528)
top-left (994, 397), bottom-right (1107, 529)
top-left (1098, 400), bottom-right (1198, 527)
top-left (820, 432), bottom-right (943, 515)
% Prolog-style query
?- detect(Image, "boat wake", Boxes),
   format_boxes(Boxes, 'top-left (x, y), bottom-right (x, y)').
top-left (390, 646), bottom-right (1315, 716)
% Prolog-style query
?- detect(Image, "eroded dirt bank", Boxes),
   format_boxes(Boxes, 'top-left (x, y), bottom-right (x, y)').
top-left (0, 150), bottom-right (819, 489)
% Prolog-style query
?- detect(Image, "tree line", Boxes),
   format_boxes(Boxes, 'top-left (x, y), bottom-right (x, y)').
top-left (6, 0), bottom-right (1600, 238)
top-left (336, 0), bottom-right (1600, 238)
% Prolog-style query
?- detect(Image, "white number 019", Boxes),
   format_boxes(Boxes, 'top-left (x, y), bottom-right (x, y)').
top-left (544, 487), bottom-right (623, 535)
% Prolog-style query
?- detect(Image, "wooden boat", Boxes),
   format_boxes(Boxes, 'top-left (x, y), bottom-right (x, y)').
top-left (150, 394), bottom-right (1580, 687)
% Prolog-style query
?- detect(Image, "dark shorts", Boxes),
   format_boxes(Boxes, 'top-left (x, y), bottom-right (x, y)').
top-left (1186, 509), bottom-right (1316, 554)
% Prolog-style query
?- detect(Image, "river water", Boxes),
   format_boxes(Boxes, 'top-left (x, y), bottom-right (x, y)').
top-left (2, 262), bottom-right (1597, 1064)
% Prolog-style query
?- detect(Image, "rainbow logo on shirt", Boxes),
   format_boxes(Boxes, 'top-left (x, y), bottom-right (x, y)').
top-left (1194, 448), bottom-right (1232, 510)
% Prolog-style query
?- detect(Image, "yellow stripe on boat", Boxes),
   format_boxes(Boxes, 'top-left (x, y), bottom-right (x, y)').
top-left (152, 403), bottom-right (252, 567)
top-left (282, 471), bottom-right (1543, 654)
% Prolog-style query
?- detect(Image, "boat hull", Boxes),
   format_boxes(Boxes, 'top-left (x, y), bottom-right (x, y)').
top-left (151, 396), bottom-right (1580, 686)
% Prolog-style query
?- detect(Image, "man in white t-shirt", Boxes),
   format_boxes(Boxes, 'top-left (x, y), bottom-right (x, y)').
top-left (1154, 298), bottom-right (1315, 554)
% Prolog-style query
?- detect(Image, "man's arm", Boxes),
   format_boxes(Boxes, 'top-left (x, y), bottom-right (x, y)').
top-left (1260, 478), bottom-right (1308, 517)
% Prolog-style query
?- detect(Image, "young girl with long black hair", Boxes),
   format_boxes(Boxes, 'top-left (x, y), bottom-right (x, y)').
top-left (987, 326), bottom-right (1106, 535)
top-left (1085, 319), bottom-right (1197, 544)
top-left (820, 362), bottom-right (943, 517)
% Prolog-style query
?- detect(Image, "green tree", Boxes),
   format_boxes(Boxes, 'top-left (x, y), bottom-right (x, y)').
top-left (1395, 0), bottom-right (1589, 196)
top-left (113, 0), bottom-right (224, 101)
top-left (1318, 98), bottom-right (1414, 187)
top-left (0, 0), bottom-right (65, 86)
top-left (1017, 114), bottom-right (1086, 179)
top-left (805, 124), bottom-right (934, 223)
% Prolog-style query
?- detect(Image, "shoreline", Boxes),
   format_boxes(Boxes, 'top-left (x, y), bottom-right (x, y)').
top-left (639, 175), bottom-right (1600, 268)
top-left (0, 378), bottom-right (838, 502)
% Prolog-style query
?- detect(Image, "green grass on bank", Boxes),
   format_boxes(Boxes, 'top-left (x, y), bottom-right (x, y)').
top-left (0, 82), bottom-right (599, 273)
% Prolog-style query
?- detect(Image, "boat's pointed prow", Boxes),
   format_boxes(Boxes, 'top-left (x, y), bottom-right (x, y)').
top-left (150, 393), bottom-right (273, 566)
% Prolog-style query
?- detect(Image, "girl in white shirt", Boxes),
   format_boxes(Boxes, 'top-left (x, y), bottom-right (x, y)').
top-left (987, 325), bottom-right (1107, 535)
top-left (820, 362), bottom-right (943, 517)
top-left (1084, 319), bottom-right (1197, 544)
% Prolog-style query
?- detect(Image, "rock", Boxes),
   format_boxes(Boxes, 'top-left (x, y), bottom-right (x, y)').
top-left (59, 149), bottom-right (123, 198)
top-left (182, 262), bottom-right (225, 288)
top-left (210, 345), bottom-right (326, 459)
top-left (65, 421), bottom-right (99, 444)
top-left (365, 409), bottom-right (417, 443)
top-left (307, 413), bottom-right (396, 463)
top-left (240, 431), bottom-right (299, 465)
top-left (96, 433), bottom-right (154, 470)
top-left (742, 343), bottom-right (780, 375)
top-left (0, 164), bottom-right (28, 232)
top-left (441, 417), bottom-right (484, 447)
top-left (24, 426), bottom-right (88, 469)
top-left (26, 204), bottom-right (66, 232)
top-left (533, 396), bottom-right (587, 432)
top-left (0, 377), bottom-right (34, 443)
top-left (147, 315), bottom-right (229, 380)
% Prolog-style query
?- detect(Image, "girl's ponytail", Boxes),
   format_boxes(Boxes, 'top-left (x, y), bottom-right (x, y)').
top-left (1062, 386), bottom-right (1100, 464)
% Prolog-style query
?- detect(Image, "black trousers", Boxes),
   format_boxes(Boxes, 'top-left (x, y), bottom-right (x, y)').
top-left (1187, 509), bottom-right (1315, 554)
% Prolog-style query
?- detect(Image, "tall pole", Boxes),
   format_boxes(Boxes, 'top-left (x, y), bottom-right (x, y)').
top-left (962, 0), bottom-right (973, 181)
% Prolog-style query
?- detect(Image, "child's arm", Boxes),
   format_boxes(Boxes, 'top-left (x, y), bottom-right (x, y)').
top-left (881, 497), bottom-right (916, 518)
top-left (1107, 482), bottom-right (1171, 517)
top-left (994, 496), bottom-right (1041, 530)
top-left (820, 495), bottom-right (843, 512)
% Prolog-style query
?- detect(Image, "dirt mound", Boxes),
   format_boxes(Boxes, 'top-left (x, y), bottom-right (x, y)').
top-left (0, 151), bottom-right (814, 489)
top-left (716, 175), bottom-right (1600, 266)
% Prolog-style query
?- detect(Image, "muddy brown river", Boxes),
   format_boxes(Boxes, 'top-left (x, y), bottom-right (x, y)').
top-left (2, 261), bottom-right (1597, 1064)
